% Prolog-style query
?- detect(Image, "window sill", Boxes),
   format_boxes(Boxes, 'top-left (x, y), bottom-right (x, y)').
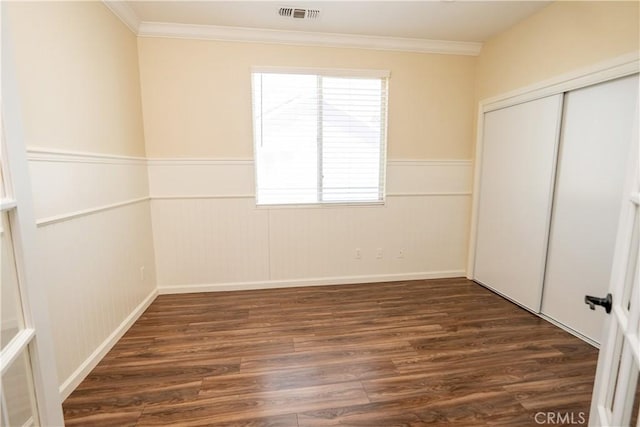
top-left (255, 200), bottom-right (386, 209)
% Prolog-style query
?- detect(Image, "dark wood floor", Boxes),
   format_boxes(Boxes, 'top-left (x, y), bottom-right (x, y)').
top-left (63, 278), bottom-right (599, 426)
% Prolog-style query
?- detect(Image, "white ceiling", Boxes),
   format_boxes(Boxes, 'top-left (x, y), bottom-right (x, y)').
top-left (126, 1), bottom-right (551, 43)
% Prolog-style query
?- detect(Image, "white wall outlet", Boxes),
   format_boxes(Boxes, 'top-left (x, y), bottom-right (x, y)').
top-left (398, 248), bottom-right (405, 259)
top-left (355, 248), bottom-right (362, 259)
top-left (376, 248), bottom-right (383, 259)
top-left (140, 266), bottom-right (145, 281)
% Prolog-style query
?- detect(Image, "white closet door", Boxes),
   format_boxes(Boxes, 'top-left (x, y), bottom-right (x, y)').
top-left (474, 94), bottom-right (563, 311)
top-left (541, 74), bottom-right (639, 343)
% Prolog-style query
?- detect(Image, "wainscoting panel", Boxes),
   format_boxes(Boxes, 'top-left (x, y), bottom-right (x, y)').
top-left (149, 159), bottom-right (472, 292)
top-left (150, 197), bottom-right (270, 288)
top-left (28, 149), bottom-right (157, 398)
top-left (268, 196), bottom-right (470, 280)
top-left (28, 149), bottom-right (149, 223)
top-left (38, 201), bottom-right (156, 398)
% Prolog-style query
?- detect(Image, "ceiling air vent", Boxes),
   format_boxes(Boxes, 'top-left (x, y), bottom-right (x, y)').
top-left (278, 7), bottom-right (321, 20)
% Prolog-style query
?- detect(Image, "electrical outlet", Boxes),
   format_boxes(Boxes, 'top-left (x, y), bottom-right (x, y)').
top-left (376, 248), bottom-right (383, 259)
top-left (140, 266), bottom-right (145, 281)
top-left (398, 248), bottom-right (405, 259)
top-left (355, 248), bottom-right (362, 259)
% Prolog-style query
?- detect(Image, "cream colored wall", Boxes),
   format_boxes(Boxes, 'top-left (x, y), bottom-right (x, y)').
top-left (476, 1), bottom-right (640, 101)
top-left (137, 38), bottom-right (477, 160)
top-left (5, 1), bottom-right (157, 397)
top-left (6, 1), bottom-right (146, 157)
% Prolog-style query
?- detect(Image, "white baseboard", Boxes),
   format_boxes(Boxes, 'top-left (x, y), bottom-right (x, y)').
top-left (58, 288), bottom-right (158, 400)
top-left (158, 270), bottom-right (466, 294)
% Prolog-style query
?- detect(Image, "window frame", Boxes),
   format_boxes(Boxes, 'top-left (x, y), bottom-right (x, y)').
top-left (250, 66), bottom-right (390, 208)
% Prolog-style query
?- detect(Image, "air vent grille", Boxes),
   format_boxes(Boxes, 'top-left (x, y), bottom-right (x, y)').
top-left (278, 7), bottom-right (321, 20)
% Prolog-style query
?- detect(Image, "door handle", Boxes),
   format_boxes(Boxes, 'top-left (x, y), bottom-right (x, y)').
top-left (584, 293), bottom-right (612, 314)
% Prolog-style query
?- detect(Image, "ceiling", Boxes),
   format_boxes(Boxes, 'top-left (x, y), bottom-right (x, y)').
top-left (126, 1), bottom-right (551, 43)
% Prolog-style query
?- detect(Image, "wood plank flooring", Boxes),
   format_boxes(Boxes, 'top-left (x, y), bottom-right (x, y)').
top-left (63, 278), bottom-right (599, 426)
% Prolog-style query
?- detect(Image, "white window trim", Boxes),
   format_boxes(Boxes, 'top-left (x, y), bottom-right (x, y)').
top-left (254, 200), bottom-right (386, 210)
top-left (251, 66), bottom-right (390, 79)
top-left (250, 66), bottom-right (390, 208)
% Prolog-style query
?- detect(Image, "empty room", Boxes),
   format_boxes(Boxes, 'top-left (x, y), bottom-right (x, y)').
top-left (1, 1), bottom-right (639, 426)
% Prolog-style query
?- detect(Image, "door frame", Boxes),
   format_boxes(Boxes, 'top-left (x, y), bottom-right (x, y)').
top-left (1, 6), bottom-right (65, 425)
top-left (466, 51), bottom-right (639, 345)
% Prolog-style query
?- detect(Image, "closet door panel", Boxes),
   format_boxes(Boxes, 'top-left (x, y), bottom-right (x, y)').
top-left (474, 95), bottom-right (563, 311)
top-left (541, 74), bottom-right (639, 343)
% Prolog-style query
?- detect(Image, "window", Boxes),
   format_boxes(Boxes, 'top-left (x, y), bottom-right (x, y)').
top-left (251, 68), bottom-right (389, 205)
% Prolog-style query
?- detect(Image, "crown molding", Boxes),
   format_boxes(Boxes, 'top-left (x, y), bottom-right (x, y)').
top-left (102, 1), bottom-right (140, 33)
top-left (137, 21), bottom-right (482, 56)
top-left (102, 1), bottom-right (482, 55)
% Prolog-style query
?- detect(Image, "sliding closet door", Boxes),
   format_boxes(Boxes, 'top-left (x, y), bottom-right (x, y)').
top-left (541, 74), bottom-right (639, 343)
top-left (474, 95), bottom-right (562, 311)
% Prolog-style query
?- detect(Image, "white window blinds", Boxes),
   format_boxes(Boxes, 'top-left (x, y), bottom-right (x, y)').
top-left (251, 68), bottom-right (388, 205)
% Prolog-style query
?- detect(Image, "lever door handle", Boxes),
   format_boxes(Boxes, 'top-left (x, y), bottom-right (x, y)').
top-left (584, 293), bottom-right (612, 314)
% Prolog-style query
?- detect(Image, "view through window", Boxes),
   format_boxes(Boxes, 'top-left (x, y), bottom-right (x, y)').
top-left (252, 69), bottom-right (388, 205)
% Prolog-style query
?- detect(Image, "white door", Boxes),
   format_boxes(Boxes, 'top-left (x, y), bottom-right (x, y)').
top-left (542, 74), bottom-right (639, 343)
top-left (474, 94), bottom-right (563, 311)
top-left (589, 99), bottom-right (640, 426)
top-left (0, 134), bottom-right (41, 427)
top-left (0, 10), bottom-right (64, 426)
